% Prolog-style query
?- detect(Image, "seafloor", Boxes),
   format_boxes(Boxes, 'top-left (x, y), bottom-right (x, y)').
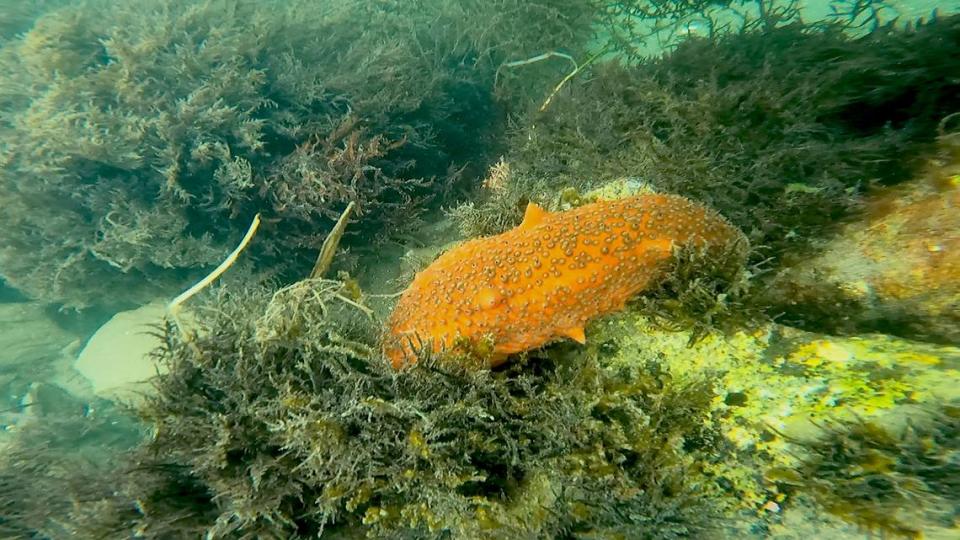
top-left (0, 0), bottom-right (958, 538)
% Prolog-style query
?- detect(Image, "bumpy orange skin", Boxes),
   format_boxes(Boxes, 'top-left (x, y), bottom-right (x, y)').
top-left (384, 194), bottom-right (744, 368)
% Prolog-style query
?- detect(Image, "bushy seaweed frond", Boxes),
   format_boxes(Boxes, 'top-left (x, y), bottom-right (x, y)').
top-left (597, 0), bottom-right (902, 60)
top-left (767, 405), bottom-right (960, 538)
top-left (499, 14), bottom-right (959, 275)
top-left (636, 237), bottom-right (759, 342)
top-left (19, 279), bottom-right (725, 538)
top-left (0, 397), bottom-right (145, 539)
top-left (0, 0), bottom-right (596, 309)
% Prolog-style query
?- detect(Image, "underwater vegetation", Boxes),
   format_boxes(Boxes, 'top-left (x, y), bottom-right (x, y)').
top-left (0, 390), bottom-right (142, 539)
top-left (463, 12), bottom-right (960, 273)
top-left (0, 0), bottom-right (594, 310)
top-left (1, 282), bottom-right (725, 539)
top-left (1, 1), bottom-right (958, 539)
top-left (11, 275), bottom-right (952, 538)
top-left (768, 405), bottom-right (960, 538)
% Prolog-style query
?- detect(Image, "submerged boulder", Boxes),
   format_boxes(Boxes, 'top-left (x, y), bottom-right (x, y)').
top-left (0, 302), bottom-right (76, 378)
top-left (588, 308), bottom-right (960, 538)
top-left (73, 302), bottom-right (169, 404)
top-left (766, 132), bottom-right (960, 345)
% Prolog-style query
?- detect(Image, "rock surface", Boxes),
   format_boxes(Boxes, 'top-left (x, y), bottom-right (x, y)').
top-left (0, 302), bottom-right (82, 448)
top-left (0, 302), bottom-right (77, 375)
top-left (589, 309), bottom-right (960, 538)
top-left (73, 302), bottom-right (169, 404)
top-left (766, 135), bottom-right (960, 344)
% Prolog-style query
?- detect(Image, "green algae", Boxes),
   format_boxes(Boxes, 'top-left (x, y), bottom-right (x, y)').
top-left (0, 0), bottom-right (595, 310)
top-left (767, 405), bottom-right (960, 538)
top-left (0, 281), bottom-right (721, 538)
top-left (458, 14), bottom-right (960, 278)
top-left (583, 307), bottom-right (960, 536)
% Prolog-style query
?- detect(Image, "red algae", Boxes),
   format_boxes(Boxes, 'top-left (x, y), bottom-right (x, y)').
top-left (384, 193), bottom-right (746, 368)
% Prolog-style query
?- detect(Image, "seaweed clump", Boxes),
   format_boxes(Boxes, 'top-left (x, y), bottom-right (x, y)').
top-left (0, 395), bottom-right (146, 539)
top-left (0, 0), bottom-right (595, 309)
top-left (40, 280), bottom-right (729, 538)
top-left (635, 240), bottom-right (757, 343)
top-left (767, 405), bottom-right (960, 538)
top-left (487, 14), bottom-right (960, 269)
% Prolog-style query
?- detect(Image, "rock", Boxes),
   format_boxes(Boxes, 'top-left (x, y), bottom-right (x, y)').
top-left (764, 135), bottom-right (960, 345)
top-left (582, 176), bottom-right (657, 202)
top-left (73, 302), bottom-right (170, 404)
top-left (0, 303), bottom-right (83, 449)
top-left (0, 302), bottom-right (81, 409)
top-left (19, 381), bottom-right (87, 419)
top-left (589, 309), bottom-right (960, 536)
top-left (0, 302), bottom-right (77, 375)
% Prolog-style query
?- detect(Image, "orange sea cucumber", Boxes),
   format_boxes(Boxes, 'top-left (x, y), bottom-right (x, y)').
top-left (384, 193), bottom-right (746, 368)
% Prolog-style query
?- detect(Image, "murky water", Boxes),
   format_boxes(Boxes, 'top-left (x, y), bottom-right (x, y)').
top-left (1, 1), bottom-right (957, 538)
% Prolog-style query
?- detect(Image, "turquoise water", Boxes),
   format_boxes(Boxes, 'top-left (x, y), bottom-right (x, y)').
top-left (0, 1), bottom-right (958, 538)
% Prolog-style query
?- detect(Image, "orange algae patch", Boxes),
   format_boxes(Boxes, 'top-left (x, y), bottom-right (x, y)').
top-left (384, 193), bottom-right (746, 368)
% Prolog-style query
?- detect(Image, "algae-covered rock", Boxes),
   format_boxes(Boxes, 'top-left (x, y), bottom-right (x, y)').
top-left (765, 131), bottom-right (960, 345)
top-left (587, 309), bottom-right (960, 538)
top-left (768, 405), bottom-right (960, 539)
top-left (612, 315), bottom-right (957, 441)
